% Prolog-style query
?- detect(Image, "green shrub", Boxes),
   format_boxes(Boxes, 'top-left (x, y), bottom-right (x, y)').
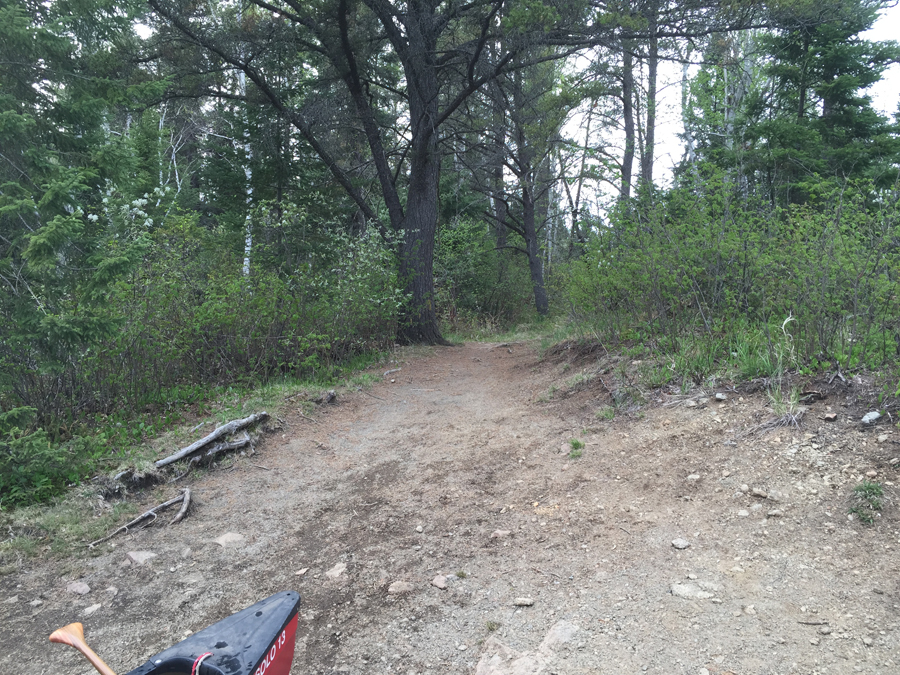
top-left (0, 408), bottom-right (94, 507)
top-left (564, 175), bottom-right (900, 379)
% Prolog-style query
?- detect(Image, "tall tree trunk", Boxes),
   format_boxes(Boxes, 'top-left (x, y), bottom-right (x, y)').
top-left (522, 183), bottom-right (549, 315)
top-left (640, 3), bottom-right (658, 188)
top-left (396, 38), bottom-right (446, 344)
top-left (620, 44), bottom-right (636, 202)
top-left (490, 81), bottom-right (509, 250)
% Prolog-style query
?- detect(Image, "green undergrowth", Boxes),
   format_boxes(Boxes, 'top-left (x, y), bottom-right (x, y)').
top-left (1, 348), bottom-right (391, 510)
top-left (0, 492), bottom-right (138, 565)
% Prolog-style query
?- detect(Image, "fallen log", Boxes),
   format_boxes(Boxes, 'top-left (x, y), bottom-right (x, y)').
top-left (87, 489), bottom-right (189, 547)
top-left (155, 412), bottom-right (268, 468)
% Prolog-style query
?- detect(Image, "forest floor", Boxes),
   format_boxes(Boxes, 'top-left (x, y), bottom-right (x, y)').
top-left (2, 339), bottom-right (899, 675)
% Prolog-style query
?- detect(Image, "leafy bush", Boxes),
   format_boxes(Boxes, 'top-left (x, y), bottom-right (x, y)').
top-left (564, 175), bottom-right (900, 376)
top-left (434, 218), bottom-right (536, 331)
top-left (0, 407), bottom-right (94, 507)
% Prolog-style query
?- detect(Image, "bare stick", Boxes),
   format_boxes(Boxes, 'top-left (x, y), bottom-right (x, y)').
top-left (155, 412), bottom-right (268, 468)
top-left (87, 492), bottom-right (186, 547)
top-left (169, 488), bottom-right (191, 525)
top-left (49, 623), bottom-right (117, 675)
top-left (202, 434), bottom-right (251, 459)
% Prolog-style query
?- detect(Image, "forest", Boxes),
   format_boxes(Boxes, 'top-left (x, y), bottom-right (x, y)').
top-left (2, 0), bottom-right (900, 506)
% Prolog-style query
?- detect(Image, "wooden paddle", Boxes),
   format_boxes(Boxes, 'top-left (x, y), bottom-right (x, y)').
top-left (49, 622), bottom-right (117, 675)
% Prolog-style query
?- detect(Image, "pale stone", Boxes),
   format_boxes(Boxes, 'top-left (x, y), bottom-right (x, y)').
top-left (513, 597), bottom-right (535, 606)
top-left (67, 581), bottom-right (91, 595)
top-left (325, 562), bottom-right (347, 579)
top-left (83, 603), bottom-right (102, 617)
top-left (126, 551), bottom-right (157, 565)
top-left (432, 575), bottom-right (448, 589)
top-left (671, 583), bottom-right (713, 600)
top-left (538, 621), bottom-right (579, 652)
top-left (490, 529), bottom-right (512, 539)
top-left (214, 532), bottom-right (245, 548)
top-left (387, 580), bottom-right (413, 594)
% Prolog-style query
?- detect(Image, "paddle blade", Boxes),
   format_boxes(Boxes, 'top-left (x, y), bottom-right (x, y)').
top-left (49, 622), bottom-right (118, 675)
top-left (49, 622), bottom-right (86, 647)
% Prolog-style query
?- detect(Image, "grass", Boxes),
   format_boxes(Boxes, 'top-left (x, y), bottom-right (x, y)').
top-left (569, 438), bottom-right (584, 458)
top-left (0, 492), bottom-right (138, 563)
top-left (595, 406), bottom-right (615, 421)
top-left (486, 621), bottom-right (501, 632)
top-left (849, 480), bottom-right (884, 525)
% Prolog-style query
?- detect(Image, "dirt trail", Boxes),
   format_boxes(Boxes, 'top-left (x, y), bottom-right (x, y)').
top-left (2, 341), bottom-right (899, 675)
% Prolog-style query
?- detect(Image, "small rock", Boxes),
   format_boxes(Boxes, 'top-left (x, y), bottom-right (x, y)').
top-left (126, 551), bottom-right (157, 565)
top-left (697, 397), bottom-right (709, 405)
top-left (810, 637), bottom-right (820, 646)
top-left (5, 595), bottom-right (18, 604)
top-left (750, 503), bottom-right (763, 512)
top-left (686, 474), bottom-right (700, 482)
top-left (415, 525), bottom-right (423, 533)
top-left (388, 581), bottom-right (414, 594)
top-left (685, 400), bottom-right (697, 408)
top-left (877, 434), bottom-right (888, 443)
top-left (750, 488), bottom-right (768, 499)
top-left (671, 583), bottom-right (713, 600)
top-left (214, 532), bottom-right (245, 548)
top-left (67, 582), bottom-right (91, 595)
top-left (539, 620), bottom-right (580, 651)
top-left (325, 562), bottom-right (347, 579)
top-left (767, 509), bottom-right (784, 518)
top-left (866, 470), bottom-right (877, 478)
top-left (740, 484), bottom-right (749, 493)
top-left (863, 637), bottom-right (873, 646)
top-left (513, 597), bottom-right (535, 606)
top-left (715, 393), bottom-right (727, 401)
top-left (83, 603), bottom-right (102, 617)
top-left (891, 458), bottom-right (899, 466)
top-left (819, 626), bottom-right (833, 635)
top-left (490, 529), bottom-right (511, 539)
top-left (823, 413), bottom-right (838, 422)
top-left (457, 644), bottom-right (468, 651)
top-left (29, 598), bottom-right (43, 607)
top-left (743, 605), bottom-right (756, 615)
top-left (432, 575), bottom-right (448, 590)
top-left (737, 509), bottom-right (750, 517)
top-left (104, 587), bottom-right (118, 596)
top-left (672, 538), bottom-right (691, 550)
top-left (861, 412), bottom-right (881, 425)
top-left (294, 568), bottom-right (309, 576)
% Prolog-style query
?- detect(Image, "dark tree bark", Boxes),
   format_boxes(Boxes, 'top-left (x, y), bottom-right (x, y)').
top-left (521, 182), bottom-right (549, 315)
top-left (621, 44), bottom-right (637, 202)
top-left (640, 1), bottom-right (659, 187)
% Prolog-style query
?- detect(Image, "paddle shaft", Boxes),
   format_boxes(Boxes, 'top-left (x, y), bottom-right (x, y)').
top-left (49, 622), bottom-right (118, 675)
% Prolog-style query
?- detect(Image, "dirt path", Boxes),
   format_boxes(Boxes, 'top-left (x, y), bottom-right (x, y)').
top-left (2, 341), bottom-right (899, 675)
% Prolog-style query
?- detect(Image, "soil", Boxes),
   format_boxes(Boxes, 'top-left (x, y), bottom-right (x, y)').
top-left (2, 340), bottom-right (899, 675)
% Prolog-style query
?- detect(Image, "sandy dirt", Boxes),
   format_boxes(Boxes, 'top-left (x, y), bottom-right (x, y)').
top-left (2, 340), bottom-right (899, 675)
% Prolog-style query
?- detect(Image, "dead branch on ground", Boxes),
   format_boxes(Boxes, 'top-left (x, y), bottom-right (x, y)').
top-left (87, 489), bottom-right (190, 547)
top-left (155, 412), bottom-right (268, 468)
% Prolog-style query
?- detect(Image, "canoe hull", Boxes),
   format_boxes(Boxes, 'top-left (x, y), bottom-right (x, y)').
top-left (125, 591), bottom-right (300, 675)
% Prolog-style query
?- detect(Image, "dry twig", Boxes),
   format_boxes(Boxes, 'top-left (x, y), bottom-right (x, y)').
top-left (88, 490), bottom-right (189, 547)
